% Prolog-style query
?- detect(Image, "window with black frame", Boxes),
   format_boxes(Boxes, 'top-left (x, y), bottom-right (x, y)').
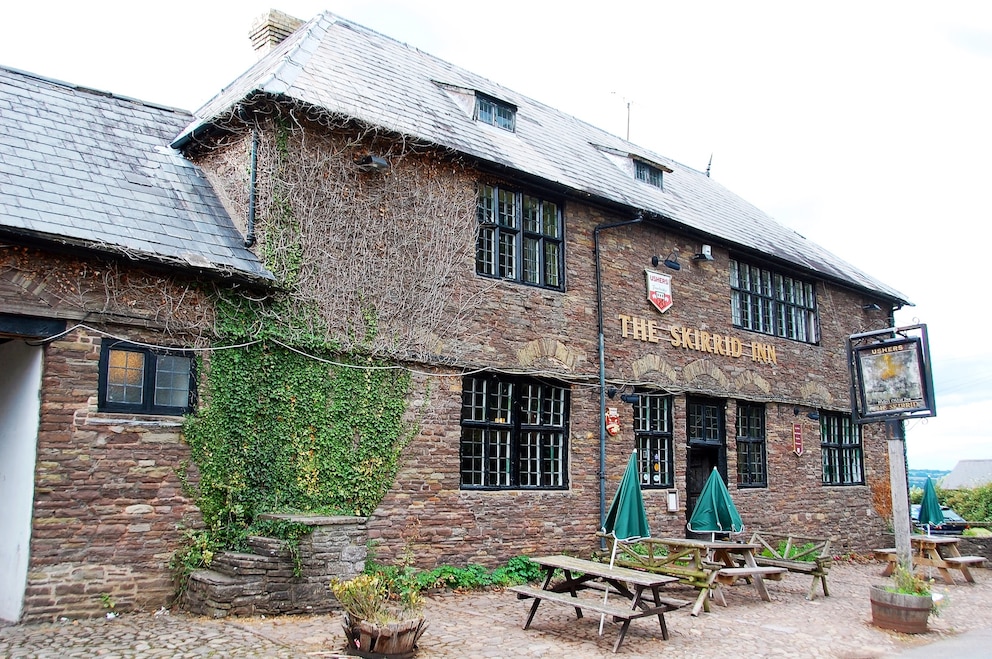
top-left (820, 411), bottom-right (864, 485)
top-left (476, 184), bottom-right (563, 290)
top-left (459, 373), bottom-right (569, 489)
top-left (98, 341), bottom-right (195, 415)
top-left (688, 399), bottom-right (723, 444)
top-left (729, 259), bottom-right (818, 343)
top-left (736, 403), bottom-right (767, 487)
top-left (633, 392), bottom-right (674, 488)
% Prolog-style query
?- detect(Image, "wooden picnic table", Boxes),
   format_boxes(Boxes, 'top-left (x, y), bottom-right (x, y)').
top-left (749, 529), bottom-right (833, 599)
top-left (874, 535), bottom-right (985, 585)
top-left (507, 554), bottom-right (688, 653)
top-left (605, 536), bottom-right (785, 615)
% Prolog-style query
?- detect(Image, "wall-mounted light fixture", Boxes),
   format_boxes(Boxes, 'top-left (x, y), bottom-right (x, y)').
top-left (355, 155), bottom-right (390, 172)
top-left (862, 303), bottom-right (882, 311)
top-left (620, 393), bottom-right (640, 404)
top-left (807, 411), bottom-right (820, 421)
top-left (693, 244), bottom-right (714, 261)
top-left (651, 251), bottom-right (681, 271)
top-left (607, 386), bottom-right (618, 399)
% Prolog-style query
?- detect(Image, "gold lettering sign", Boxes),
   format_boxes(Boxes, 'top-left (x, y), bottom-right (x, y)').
top-left (617, 314), bottom-right (778, 365)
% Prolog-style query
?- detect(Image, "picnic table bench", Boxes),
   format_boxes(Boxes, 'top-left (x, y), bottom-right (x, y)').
top-left (874, 535), bottom-right (985, 585)
top-left (508, 554), bottom-right (688, 653)
top-left (601, 535), bottom-right (785, 615)
top-left (749, 530), bottom-right (833, 599)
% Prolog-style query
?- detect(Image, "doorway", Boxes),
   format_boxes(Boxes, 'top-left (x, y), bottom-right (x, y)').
top-left (684, 397), bottom-right (727, 537)
top-left (0, 339), bottom-right (43, 622)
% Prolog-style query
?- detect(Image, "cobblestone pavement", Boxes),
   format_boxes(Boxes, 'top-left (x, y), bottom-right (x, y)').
top-left (2, 561), bottom-right (990, 658)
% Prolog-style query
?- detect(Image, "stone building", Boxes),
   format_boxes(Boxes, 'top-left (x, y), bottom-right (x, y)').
top-left (1, 9), bottom-right (911, 622)
top-left (176, 10), bottom-right (909, 568)
top-left (0, 66), bottom-right (270, 622)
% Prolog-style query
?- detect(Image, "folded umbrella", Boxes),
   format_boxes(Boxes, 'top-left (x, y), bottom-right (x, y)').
top-left (687, 467), bottom-right (743, 539)
top-left (599, 450), bottom-right (649, 634)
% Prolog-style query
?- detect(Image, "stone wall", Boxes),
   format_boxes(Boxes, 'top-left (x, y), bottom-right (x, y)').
top-left (22, 327), bottom-right (201, 623)
top-left (366, 198), bottom-right (895, 568)
top-left (183, 515), bottom-right (367, 617)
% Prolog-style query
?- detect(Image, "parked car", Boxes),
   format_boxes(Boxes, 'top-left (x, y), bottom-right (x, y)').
top-left (910, 504), bottom-right (969, 535)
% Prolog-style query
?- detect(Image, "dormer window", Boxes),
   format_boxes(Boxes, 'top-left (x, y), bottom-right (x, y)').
top-left (635, 161), bottom-right (667, 189)
top-left (475, 95), bottom-right (516, 132)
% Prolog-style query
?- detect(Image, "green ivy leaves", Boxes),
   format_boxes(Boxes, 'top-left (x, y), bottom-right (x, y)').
top-left (181, 342), bottom-right (413, 562)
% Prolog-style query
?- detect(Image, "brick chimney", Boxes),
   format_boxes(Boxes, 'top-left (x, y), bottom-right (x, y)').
top-left (249, 9), bottom-right (304, 55)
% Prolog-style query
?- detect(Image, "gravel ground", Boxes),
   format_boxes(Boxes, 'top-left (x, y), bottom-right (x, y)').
top-left (2, 560), bottom-right (989, 658)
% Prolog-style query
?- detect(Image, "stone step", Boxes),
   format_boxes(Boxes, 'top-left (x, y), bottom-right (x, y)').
top-left (184, 569), bottom-right (263, 618)
top-left (181, 516), bottom-right (366, 618)
top-left (211, 550), bottom-right (292, 578)
top-left (248, 535), bottom-right (291, 557)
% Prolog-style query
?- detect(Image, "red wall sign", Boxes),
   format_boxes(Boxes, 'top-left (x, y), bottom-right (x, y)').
top-left (793, 423), bottom-right (804, 456)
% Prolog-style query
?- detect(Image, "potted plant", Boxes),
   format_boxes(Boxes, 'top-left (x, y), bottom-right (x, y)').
top-left (330, 573), bottom-right (428, 657)
top-left (869, 565), bottom-right (939, 634)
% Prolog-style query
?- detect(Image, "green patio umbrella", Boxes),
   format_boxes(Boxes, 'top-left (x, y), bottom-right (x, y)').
top-left (687, 467), bottom-right (744, 537)
top-left (918, 476), bottom-right (944, 536)
top-left (599, 450), bottom-right (649, 634)
top-left (602, 450), bottom-right (651, 545)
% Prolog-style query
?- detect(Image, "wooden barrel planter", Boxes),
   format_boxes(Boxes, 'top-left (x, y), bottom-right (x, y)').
top-left (341, 613), bottom-right (428, 658)
top-left (869, 585), bottom-right (932, 634)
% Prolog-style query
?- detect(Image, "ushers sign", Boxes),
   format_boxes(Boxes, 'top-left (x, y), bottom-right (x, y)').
top-left (645, 269), bottom-right (673, 313)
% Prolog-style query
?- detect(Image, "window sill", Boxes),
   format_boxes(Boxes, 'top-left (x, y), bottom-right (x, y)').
top-left (82, 411), bottom-right (185, 427)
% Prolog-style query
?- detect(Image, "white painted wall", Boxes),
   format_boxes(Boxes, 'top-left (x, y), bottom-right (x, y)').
top-left (0, 340), bottom-right (42, 623)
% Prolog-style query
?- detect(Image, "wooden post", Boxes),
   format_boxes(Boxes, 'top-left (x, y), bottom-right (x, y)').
top-left (886, 419), bottom-right (912, 571)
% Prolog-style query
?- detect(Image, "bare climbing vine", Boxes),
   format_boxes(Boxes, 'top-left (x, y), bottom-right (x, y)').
top-left (0, 244), bottom-right (219, 344)
top-left (195, 100), bottom-right (481, 359)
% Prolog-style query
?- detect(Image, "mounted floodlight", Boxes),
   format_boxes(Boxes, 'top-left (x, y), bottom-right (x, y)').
top-left (355, 155), bottom-right (390, 172)
top-left (651, 251), bottom-right (681, 271)
top-left (693, 244), bottom-right (714, 261)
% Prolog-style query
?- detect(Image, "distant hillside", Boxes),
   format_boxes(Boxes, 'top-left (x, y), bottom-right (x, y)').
top-left (908, 468), bottom-right (950, 490)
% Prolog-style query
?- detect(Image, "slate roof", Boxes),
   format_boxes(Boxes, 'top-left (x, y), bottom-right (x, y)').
top-left (176, 12), bottom-right (906, 303)
top-left (0, 66), bottom-right (271, 283)
top-left (942, 460), bottom-right (992, 490)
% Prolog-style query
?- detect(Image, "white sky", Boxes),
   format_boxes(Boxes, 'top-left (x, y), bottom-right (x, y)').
top-left (3, 1), bottom-right (990, 470)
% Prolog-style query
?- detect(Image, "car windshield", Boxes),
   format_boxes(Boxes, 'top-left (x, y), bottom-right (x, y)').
top-left (911, 504), bottom-right (965, 523)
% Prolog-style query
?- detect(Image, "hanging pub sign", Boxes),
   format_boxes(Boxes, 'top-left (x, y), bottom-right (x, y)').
top-left (605, 407), bottom-right (621, 436)
top-left (848, 324), bottom-right (936, 424)
top-left (645, 269), bottom-right (673, 313)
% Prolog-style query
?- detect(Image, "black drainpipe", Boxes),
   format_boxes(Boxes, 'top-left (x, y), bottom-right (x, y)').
top-left (244, 127), bottom-right (259, 248)
top-left (594, 212), bottom-right (644, 545)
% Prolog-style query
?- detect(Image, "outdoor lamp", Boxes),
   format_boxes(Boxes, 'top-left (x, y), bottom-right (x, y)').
top-left (355, 155), bottom-right (390, 172)
top-left (651, 251), bottom-right (681, 271)
top-left (693, 244), bottom-right (714, 261)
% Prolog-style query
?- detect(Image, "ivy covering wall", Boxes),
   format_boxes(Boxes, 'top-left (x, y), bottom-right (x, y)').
top-left (182, 342), bottom-right (415, 552)
top-left (175, 107), bottom-right (474, 573)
